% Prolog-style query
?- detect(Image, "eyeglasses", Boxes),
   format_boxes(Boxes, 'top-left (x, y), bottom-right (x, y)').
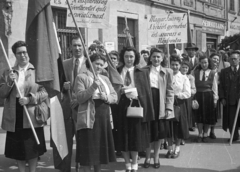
top-left (16, 51), bottom-right (28, 55)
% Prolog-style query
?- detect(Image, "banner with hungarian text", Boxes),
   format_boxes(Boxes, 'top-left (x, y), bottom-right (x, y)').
top-left (66, 0), bottom-right (110, 28)
top-left (147, 13), bottom-right (188, 45)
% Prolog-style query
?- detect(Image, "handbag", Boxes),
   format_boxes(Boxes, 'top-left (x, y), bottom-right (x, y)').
top-left (35, 100), bottom-right (50, 125)
top-left (192, 99), bottom-right (199, 110)
top-left (166, 97), bottom-right (181, 122)
top-left (126, 98), bottom-right (143, 118)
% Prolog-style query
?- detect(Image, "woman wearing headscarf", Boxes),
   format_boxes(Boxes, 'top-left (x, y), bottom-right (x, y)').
top-left (0, 41), bottom-right (48, 172)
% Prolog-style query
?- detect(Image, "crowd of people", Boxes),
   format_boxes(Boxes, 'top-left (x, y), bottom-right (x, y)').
top-left (0, 37), bottom-right (240, 172)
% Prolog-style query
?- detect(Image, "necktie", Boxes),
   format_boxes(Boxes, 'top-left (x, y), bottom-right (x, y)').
top-left (234, 66), bottom-right (237, 75)
top-left (202, 71), bottom-right (205, 81)
top-left (74, 58), bottom-right (80, 80)
top-left (124, 70), bottom-right (131, 86)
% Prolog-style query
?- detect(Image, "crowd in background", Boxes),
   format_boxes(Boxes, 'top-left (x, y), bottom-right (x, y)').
top-left (1, 38), bottom-right (240, 172)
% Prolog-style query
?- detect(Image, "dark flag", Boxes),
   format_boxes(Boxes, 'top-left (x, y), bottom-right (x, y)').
top-left (25, 0), bottom-right (68, 166)
top-left (26, 0), bottom-right (60, 98)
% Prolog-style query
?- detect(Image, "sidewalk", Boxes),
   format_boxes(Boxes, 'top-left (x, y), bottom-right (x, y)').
top-left (0, 126), bottom-right (240, 172)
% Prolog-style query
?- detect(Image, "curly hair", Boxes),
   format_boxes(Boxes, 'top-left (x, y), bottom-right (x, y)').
top-left (147, 47), bottom-right (165, 66)
top-left (170, 54), bottom-right (182, 64)
top-left (109, 50), bottom-right (120, 61)
top-left (85, 52), bottom-right (106, 69)
top-left (119, 47), bottom-right (140, 66)
top-left (12, 41), bottom-right (27, 54)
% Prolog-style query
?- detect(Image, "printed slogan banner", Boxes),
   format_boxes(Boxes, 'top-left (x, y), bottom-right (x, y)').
top-left (147, 13), bottom-right (188, 45)
top-left (66, 0), bottom-right (110, 28)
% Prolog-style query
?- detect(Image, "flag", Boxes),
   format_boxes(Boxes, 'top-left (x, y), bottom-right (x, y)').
top-left (25, 0), bottom-right (68, 163)
top-left (123, 17), bottom-right (146, 67)
top-left (187, 10), bottom-right (192, 45)
top-left (26, 0), bottom-right (60, 98)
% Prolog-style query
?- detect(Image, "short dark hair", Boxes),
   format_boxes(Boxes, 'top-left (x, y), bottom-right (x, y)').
top-left (181, 61), bottom-right (190, 68)
top-left (85, 52), bottom-right (106, 69)
top-left (147, 47), bottom-right (164, 66)
top-left (170, 54), bottom-right (182, 64)
top-left (88, 44), bottom-right (97, 51)
top-left (229, 50), bottom-right (240, 57)
top-left (210, 52), bottom-right (220, 59)
top-left (197, 54), bottom-right (213, 70)
top-left (109, 50), bottom-right (119, 61)
top-left (140, 49), bottom-right (149, 55)
top-left (119, 47), bottom-right (140, 66)
top-left (71, 35), bottom-right (81, 43)
top-left (12, 41), bottom-right (27, 54)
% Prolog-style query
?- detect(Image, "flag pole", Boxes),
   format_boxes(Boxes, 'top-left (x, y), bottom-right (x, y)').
top-left (66, 0), bottom-right (97, 80)
top-left (0, 38), bottom-right (40, 145)
top-left (230, 99), bottom-right (240, 145)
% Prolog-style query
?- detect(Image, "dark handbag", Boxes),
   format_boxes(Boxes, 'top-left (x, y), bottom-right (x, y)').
top-left (167, 97), bottom-right (181, 122)
top-left (35, 100), bottom-right (50, 125)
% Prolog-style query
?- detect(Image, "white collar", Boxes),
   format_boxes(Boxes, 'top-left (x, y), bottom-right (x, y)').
top-left (18, 63), bottom-right (29, 72)
top-left (231, 65), bottom-right (239, 70)
top-left (151, 65), bottom-right (160, 72)
top-left (123, 66), bottom-right (134, 71)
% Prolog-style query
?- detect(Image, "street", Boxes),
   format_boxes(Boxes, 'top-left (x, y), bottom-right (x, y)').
top-left (0, 125), bottom-right (240, 172)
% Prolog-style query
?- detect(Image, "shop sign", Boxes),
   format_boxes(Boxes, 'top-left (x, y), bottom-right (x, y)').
top-left (147, 13), bottom-right (188, 45)
top-left (202, 19), bottom-right (225, 35)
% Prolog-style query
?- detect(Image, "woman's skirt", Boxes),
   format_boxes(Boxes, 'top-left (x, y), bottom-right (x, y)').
top-left (195, 91), bottom-right (216, 125)
top-left (185, 96), bottom-right (195, 128)
top-left (76, 99), bottom-right (116, 166)
top-left (170, 98), bottom-right (189, 140)
top-left (5, 98), bottom-right (46, 161)
top-left (116, 94), bottom-right (150, 152)
top-left (150, 88), bottom-right (171, 142)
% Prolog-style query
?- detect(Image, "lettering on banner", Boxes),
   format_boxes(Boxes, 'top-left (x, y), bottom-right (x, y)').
top-left (147, 13), bottom-right (188, 45)
top-left (66, 0), bottom-right (110, 28)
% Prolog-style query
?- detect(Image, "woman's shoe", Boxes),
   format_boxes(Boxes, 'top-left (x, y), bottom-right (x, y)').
top-left (171, 150), bottom-right (180, 159)
top-left (160, 143), bottom-right (164, 150)
top-left (131, 170), bottom-right (137, 172)
top-left (180, 140), bottom-right (185, 145)
top-left (165, 150), bottom-right (173, 158)
top-left (153, 159), bottom-right (160, 169)
top-left (196, 136), bottom-right (202, 143)
top-left (143, 159), bottom-right (151, 168)
top-left (125, 170), bottom-right (131, 172)
top-left (202, 137), bottom-right (209, 143)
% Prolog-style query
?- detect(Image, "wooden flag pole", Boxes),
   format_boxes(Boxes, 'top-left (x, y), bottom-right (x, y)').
top-left (0, 38), bottom-right (40, 145)
top-left (229, 99), bottom-right (240, 145)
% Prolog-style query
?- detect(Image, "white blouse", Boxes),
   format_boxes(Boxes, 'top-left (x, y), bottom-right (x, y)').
top-left (121, 66), bottom-right (135, 87)
top-left (172, 71), bottom-right (191, 99)
top-left (199, 69), bottom-right (218, 103)
top-left (150, 65), bottom-right (160, 88)
top-left (16, 63), bottom-right (29, 97)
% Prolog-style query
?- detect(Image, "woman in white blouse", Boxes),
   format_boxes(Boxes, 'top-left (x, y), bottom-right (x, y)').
top-left (194, 55), bottom-right (218, 143)
top-left (143, 48), bottom-right (174, 169)
top-left (115, 47), bottom-right (155, 172)
top-left (166, 55), bottom-right (191, 159)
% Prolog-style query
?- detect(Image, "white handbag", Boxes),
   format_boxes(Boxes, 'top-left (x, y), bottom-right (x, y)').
top-left (126, 98), bottom-right (143, 118)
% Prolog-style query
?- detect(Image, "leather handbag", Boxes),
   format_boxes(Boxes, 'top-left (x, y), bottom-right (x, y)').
top-left (126, 98), bottom-right (143, 118)
top-left (192, 99), bottom-right (199, 110)
top-left (35, 100), bottom-right (50, 125)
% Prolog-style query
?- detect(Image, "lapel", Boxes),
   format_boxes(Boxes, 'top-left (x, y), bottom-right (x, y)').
top-left (159, 66), bottom-right (166, 84)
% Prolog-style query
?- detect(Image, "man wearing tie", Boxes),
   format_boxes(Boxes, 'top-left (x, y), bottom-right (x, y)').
top-left (184, 43), bottom-right (199, 72)
top-left (54, 35), bottom-right (87, 172)
top-left (219, 51), bottom-right (240, 142)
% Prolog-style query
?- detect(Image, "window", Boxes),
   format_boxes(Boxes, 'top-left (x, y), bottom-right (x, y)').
top-left (230, 0), bottom-right (235, 11)
top-left (117, 17), bottom-right (136, 51)
top-left (52, 8), bottom-right (85, 60)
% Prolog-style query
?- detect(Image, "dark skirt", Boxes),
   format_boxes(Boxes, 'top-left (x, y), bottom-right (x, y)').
top-left (116, 94), bottom-right (150, 152)
top-left (195, 91), bottom-right (216, 125)
top-left (150, 88), bottom-right (171, 142)
top-left (5, 99), bottom-right (46, 161)
top-left (170, 98), bottom-right (189, 140)
top-left (76, 99), bottom-right (116, 166)
top-left (185, 96), bottom-right (195, 128)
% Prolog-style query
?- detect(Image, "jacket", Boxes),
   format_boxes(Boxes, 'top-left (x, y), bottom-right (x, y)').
top-left (143, 65), bottom-right (174, 119)
top-left (0, 63), bottom-right (48, 132)
top-left (117, 65), bottom-right (155, 122)
top-left (74, 70), bottom-right (117, 130)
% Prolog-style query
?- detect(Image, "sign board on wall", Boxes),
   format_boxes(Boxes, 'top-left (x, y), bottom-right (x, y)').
top-left (147, 13), bottom-right (188, 45)
top-left (202, 19), bottom-right (225, 36)
top-left (105, 42), bottom-right (115, 52)
top-left (66, 0), bottom-right (110, 29)
top-left (229, 22), bottom-right (240, 35)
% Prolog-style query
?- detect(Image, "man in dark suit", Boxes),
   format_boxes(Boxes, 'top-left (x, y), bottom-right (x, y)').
top-left (183, 43), bottom-right (199, 73)
top-left (219, 51), bottom-right (240, 142)
top-left (53, 35), bottom-right (87, 172)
